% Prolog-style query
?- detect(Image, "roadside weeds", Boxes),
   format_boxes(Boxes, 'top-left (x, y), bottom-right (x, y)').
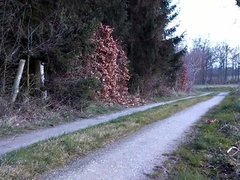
top-left (0, 101), bottom-right (123, 138)
top-left (0, 92), bottom-right (196, 139)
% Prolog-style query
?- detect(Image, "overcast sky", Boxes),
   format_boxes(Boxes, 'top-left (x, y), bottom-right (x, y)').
top-left (172, 0), bottom-right (240, 47)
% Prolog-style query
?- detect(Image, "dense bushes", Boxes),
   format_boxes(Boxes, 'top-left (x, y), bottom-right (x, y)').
top-left (128, 0), bottom-right (185, 94)
top-left (83, 24), bottom-right (138, 105)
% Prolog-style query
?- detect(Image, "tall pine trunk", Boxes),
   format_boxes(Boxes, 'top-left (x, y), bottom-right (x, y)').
top-left (1, 56), bottom-right (8, 94)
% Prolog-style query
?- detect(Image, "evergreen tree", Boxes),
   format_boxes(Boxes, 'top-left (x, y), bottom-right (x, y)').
top-left (96, 0), bottom-right (129, 41)
top-left (128, 0), bottom-right (185, 94)
top-left (237, 0), bottom-right (240, 6)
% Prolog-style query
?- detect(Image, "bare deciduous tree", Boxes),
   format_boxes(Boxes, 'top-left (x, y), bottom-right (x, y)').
top-left (185, 39), bottom-right (240, 85)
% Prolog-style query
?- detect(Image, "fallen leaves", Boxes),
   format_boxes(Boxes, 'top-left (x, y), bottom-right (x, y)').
top-left (205, 119), bottom-right (217, 124)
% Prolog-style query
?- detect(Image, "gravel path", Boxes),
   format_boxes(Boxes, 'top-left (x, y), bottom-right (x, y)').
top-left (41, 93), bottom-right (228, 180)
top-left (0, 93), bottom-right (209, 156)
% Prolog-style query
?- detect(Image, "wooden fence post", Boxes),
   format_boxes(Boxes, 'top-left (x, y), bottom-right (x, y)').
top-left (11, 59), bottom-right (26, 104)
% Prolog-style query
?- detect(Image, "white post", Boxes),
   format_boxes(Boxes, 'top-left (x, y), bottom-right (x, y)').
top-left (40, 62), bottom-right (47, 100)
top-left (12, 59), bottom-right (26, 104)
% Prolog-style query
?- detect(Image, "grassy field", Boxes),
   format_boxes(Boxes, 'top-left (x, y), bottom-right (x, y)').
top-left (193, 84), bottom-right (238, 93)
top-left (149, 91), bottom-right (240, 179)
top-left (0, 95), bottom-right (213, 180)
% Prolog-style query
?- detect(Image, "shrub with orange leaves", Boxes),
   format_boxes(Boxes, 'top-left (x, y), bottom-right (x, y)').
top-left (176, 65), bottom-right (190, 93)
top-left (83, 23), bottom-right (143, 106)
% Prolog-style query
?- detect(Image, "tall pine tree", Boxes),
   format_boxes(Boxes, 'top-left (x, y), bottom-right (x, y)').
top-left (237, 0), bottom-right (240, 6)
top-left (128, 0), bottom-right (185, 94)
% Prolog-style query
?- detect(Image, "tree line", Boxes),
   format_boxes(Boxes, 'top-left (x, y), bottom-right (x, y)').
top-left (0, 0), bottom-right (185, 107)
top-left (182, 0), bottom-right (240, 87)
top-left (184, 39), bottom-right (240, 86)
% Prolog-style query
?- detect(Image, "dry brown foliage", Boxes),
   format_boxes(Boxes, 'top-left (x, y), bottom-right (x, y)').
top-left (176, 65), bottom-right (190, 93)
top-left (83, 23), bottom-right (143, 106)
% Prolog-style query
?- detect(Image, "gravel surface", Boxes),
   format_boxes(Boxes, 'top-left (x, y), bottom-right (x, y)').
top-left (0, 93), bottom-right (210, 156)
top-left (41, 93), bottom-right (228, 180)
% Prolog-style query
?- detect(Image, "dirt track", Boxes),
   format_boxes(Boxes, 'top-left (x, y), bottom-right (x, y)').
top-left (41, 93), bottom-right (228, 180)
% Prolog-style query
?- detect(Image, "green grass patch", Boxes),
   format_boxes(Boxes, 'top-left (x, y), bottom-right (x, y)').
top-left (193, 85), bottom-right (237, 93)
top-left (0, 95), bottom-right (213, 179)
top-left (156, 91), bottom-right (240, 180)
top-left (85, 102), bottom-right (123, 117)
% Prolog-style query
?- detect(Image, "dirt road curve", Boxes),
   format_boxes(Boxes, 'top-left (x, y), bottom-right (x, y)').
top-left (41, 93), bottom-right (228, 180)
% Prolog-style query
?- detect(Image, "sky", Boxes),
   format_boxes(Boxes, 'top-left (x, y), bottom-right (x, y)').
top-left (172, 0), bottom-right (240, 48)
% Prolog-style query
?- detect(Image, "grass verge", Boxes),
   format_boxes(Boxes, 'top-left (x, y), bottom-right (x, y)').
top-left (0, 94), bottom-right (214, 179)
top-left (0, 102), bottom-right (123, 138)
top-left (149, 91), bottom-right (240, 180)
top-left (193, 85), bottom-right (236, 93)
top-left (0, 92), bottom-right (199, 138)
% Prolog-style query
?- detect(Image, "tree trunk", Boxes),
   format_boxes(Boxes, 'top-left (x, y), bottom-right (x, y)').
top-left (237, 63), bottom-right (240, 83)
top-left (35, 60), bottom-right (41, 88)
top-left (11, 59), bottom-right (26, 104)
top-left (27, 55), bottom-right (30, 95)
top-left (232, 61), bottom-right (235, 82)
top-left (224, 48), bottom-right (228, 84)
top-left (209, 66), bottom-right (213, 84)
top-left (222, 62), bottom-right (225, 84)
top-left (225, 64), bottom-right (228, 83)
top-left (1, 56), bottom-right (8, 94)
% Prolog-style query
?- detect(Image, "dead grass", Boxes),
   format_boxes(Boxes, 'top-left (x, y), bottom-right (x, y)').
top-left (0, 91), bottom-right (206, 138)
top-left (0, 98), bottom-right (123, 138)
top-left (0, 95), bottom-right (213, 179)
